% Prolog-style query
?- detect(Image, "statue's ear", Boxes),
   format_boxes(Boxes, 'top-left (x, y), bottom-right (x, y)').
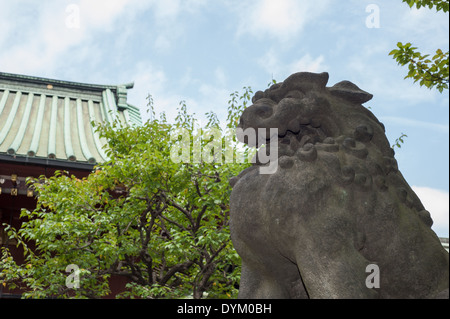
top-left (328, 81), bottom-right (373, 104)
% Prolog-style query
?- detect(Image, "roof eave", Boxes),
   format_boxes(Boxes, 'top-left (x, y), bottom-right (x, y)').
top-left (0, 154), bottom-right (96, 171)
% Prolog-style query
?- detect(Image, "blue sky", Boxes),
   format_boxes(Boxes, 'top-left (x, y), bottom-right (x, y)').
top-left (0, 0), bottom-right (448, 237)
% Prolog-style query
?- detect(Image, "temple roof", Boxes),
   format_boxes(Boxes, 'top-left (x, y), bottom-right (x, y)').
top-left (0, 72), bottom-right (141, 168)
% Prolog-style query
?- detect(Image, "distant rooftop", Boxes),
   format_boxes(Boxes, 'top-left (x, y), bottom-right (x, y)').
top-left (440, 237), bottom-right (449, 253)
top-left (0, 72), bottom-right (141, 168)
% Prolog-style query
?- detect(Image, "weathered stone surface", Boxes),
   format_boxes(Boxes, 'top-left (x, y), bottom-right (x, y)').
top-left (230, 72), bottom-right (449, 299)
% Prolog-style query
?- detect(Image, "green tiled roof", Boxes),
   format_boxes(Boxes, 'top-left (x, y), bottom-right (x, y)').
top-left (0, 72), bottom-right (141, 166)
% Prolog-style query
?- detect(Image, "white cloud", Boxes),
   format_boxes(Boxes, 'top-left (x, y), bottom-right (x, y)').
top-left (258, 49), bottom-right (327, 80)
top-left (289, 55), bottom-right (327, 74)
top-left (396, 6), bottom-right (450, 49)
top-left (126, 61), bottom-right (232, 125)
top-left (0, 7), bottom-right (12, 49)
top-left (78, 0), bottom-right (138, 30)
top-left (145, 0), bottom-right (206, 52)
top-left (0, 0), bottom-right (145, 75)
top-left (126, 61), bottom-right (213, 124)
top-left (214, 67), bottom-right (228, 87)
top-left (235, 0), bottom-right (330, 42)
top-left (380, 117), bottom-right (449, 134)
top-left (258, 49), bottom-right (279, 75)
top-left (198, 83), bottom-right (230, 117)
top-left (0, 0), bottom-right (209, 75)
top-left (151, 0), bottom-right (181, 21)
top-left (143, 0), bottom-right (207, 25)
top-left (180, 67), bottom-right (197, 89)
top-left (344, 48), bottom-right (442, 108)
top-left (126, 62), bottom-right (171, 120)
top-left (154, 35), bottom-right (172, 52)
top-left (412, 186), bottom-right (449, 238)
top-left (0, 0), bottom-right (207, 75)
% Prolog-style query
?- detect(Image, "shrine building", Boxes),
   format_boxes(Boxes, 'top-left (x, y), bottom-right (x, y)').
top-left (0, 72), bottom-right (141, 298)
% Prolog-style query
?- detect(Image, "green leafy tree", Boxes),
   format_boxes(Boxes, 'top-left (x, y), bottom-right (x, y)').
top-left (392, 132), bottom-right (408, 150)
top-left (389, 0), bottom-right (449, 92)
top-left (0, 87), bottom-right (253, 299)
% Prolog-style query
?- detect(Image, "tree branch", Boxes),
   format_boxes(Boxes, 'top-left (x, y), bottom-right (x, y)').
top-left (160, 261), bottom-right (194, 286)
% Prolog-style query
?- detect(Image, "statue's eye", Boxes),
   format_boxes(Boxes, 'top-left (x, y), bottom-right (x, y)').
top-left (255, 105), bottom-right (273, 119)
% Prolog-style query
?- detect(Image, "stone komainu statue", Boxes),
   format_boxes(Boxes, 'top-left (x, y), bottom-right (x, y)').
top-left (229, 72), bottom-right (449, 298)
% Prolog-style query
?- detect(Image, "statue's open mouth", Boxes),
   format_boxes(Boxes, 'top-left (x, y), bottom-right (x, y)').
top-left (237, 116), bottom-right (328, 153)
